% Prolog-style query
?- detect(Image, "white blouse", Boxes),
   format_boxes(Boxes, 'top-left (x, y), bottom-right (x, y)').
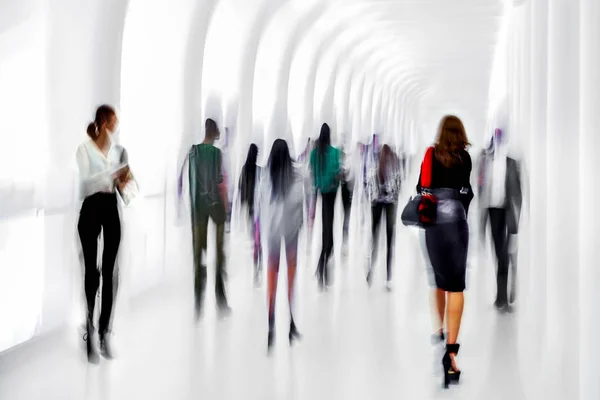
top-left (76, 139), bottom-right (126, 199)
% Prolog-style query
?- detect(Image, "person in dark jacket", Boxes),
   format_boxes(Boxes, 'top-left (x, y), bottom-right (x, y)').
top-left (476, 128), bottom-right (523, 311)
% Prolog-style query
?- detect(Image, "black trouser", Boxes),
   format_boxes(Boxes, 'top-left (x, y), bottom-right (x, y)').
top-left (78, 193), bottom-right (121, 335)
top-left (489, 208), bottom-right (509, 305)
top-left (371, 202), bottom-right (397, 281)
top-left (317, 191), bottom-right (337, 284)
top-left (341, 181), bottom-right (352, 244)
top-left (192, 204), bottom-right (228, 309)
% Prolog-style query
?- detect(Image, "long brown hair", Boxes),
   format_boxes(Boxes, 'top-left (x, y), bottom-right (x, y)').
top-left (86, 105), bottom-right (116, 140)
top-left (434, 115), bottom-right (470, 168)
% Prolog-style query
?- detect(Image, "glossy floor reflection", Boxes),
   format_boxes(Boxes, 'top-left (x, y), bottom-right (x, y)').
top-left (0, 211), bottom-right (535, 400)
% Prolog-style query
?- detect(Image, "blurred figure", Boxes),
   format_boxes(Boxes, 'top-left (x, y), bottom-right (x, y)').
top-left (76, 105), bottom-right (130, 363)
top-left (255, 139), bottom-right (304, 352)
top-left (417, 115), bottom-right (473, 389)
top-left (297, 138), bottom-right (315, 233)
top-left (477, 128), bottom-right (522, 311)
top-left (309, 124), bottom-right (342, 289)
top-left (239, 143), bottom-right (262, 286)
top-left (340, 139), bottom-right (354, 253)
top-left (366, 144), bottom-right (401, 290)
top-left (178, 118), bottom-right (231, 320)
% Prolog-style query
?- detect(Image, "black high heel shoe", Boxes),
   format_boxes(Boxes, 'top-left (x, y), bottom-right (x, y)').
top-left (442, 343), bottom-right (461, 388)
top-left (289, 320), bottom-right (302, 345)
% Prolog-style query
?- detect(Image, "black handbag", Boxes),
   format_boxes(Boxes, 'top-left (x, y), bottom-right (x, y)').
top-left (401, 193), bottom-right (423, 227)
top-left (401, 147), bottom-right (438, 228)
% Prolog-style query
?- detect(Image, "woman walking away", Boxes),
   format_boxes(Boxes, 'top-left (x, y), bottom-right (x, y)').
top-left (366, 144), bottom-right (401, 290)
top-left (309, 123), bottom-right (341, 290)
top-left (417, 115), bottom-right (473, 388)
top-left (76, 105), bottom-right (131, 363)
top-left (239, 143), bottom-right (262, 285)
top-left (256, 139), bottom-right (304, 353)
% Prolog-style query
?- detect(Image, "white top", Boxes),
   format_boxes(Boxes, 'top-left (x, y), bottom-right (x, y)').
top-left (488, 150), bottom-right (506, 208)
top-left (255, 172), bottom-right (304, 242)
top-left (76, 139), bottom-right (126, 199)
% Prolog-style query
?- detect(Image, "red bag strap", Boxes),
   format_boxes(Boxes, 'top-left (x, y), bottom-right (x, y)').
top-left (420, 146), bottom-right (435, 189)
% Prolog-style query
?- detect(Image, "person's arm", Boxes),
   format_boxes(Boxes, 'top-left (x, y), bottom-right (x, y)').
top-left (416, 166), bottom-right (423, 193)
top-left (217, 151), bottom-right (228, 208)
top-left (462, 154), bottom-right (474, 215)
top-left (309, 149), bottom-right (317, 190)
top-left (177, 152), bottom-right (189, 199)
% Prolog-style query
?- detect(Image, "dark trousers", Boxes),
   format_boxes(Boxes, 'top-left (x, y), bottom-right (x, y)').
top-left (317, 191), bottom-right (337, 284)
top-left (78, 193), bottom-right (121, 335)
top-left (489, 208), bottom-right (509, 305)
top-left (341, 181), bottom-right (352, 244)
top-left (371, 202), bottom-right (397, 281)
top-left (192, 205), bottom-right (228, 310)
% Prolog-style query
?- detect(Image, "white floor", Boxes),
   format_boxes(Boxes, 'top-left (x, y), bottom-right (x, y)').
top-left (0, 202), bottom-right (543, 400)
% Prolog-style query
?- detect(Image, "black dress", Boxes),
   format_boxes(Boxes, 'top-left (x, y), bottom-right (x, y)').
top-left (417, 149), bottom-right (473, 292)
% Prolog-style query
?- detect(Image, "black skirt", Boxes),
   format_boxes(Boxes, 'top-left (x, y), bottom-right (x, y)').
top-left (424, 192), bottom-right (469, 292)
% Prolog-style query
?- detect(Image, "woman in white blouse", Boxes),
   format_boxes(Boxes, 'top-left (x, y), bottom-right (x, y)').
top-left (76, 105), bottom-right (130, 364)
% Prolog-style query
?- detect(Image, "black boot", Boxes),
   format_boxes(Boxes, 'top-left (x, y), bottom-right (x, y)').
top-left (84, 318), bottom-right (99, 364)
top-left (289, 318), bottom-right (302, 345)
top-left (442, 344), bottom-right (461, 388)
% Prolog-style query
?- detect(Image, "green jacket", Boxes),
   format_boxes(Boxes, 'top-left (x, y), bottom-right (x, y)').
top-left (310, 146), bottom-right (341, 194)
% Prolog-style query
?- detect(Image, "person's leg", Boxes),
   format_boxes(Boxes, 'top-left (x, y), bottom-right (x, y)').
top-left (341, 181), bottom-right (352, 246)
top-left (369, 202), bottom-right (383, 284)
top-left (317, 193), bottom-right (326, 284)
top-left (253, 216), bottom-right (263, 285)
top-left (98, 199), bottom-right (121, 358)
top-left (445, 291), bottom-right (464, 371)
top-left (489, 208), bottom-right (508, 307)
top-left (267, 236), bottom-right (281, 350)
top-left (77, 199), bottom-right (102, 362)
top-left (214, 221), bottom-right (229, 311)
top-left (425, 226), bottom-right (450, 340)
top-left (78, 202), bottom-right (101, 325)
top-left (322, 191), bottom-right (337, 285)
top-left (508, 234), bottom-right (518, 304)
top-left (192, 213), bottom-right (209, 317)
top-left (432, 289), bottom-right (446, 335)
top-left (385, 203), bottom-right (397, 282)
top-left (285, 233), bottom-right (301, 342)
top-left (317, 192), bottom-right (335, 286)
top-left (444, 219), bottom-right (469, 375)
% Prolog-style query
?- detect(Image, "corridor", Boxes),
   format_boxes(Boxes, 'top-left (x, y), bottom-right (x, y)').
top-left (1, 0), bottom-right (600, 398)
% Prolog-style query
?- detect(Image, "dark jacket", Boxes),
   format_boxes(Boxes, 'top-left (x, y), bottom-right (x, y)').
top-left (478, 152), bottom-right (523, 234)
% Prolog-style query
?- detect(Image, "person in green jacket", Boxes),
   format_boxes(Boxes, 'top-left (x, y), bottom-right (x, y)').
top-left (309, 123), bottom-right (341, 289)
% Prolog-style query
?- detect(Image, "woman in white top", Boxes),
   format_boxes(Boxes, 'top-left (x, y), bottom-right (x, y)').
top-left (256, 139), bottom-right (304, 353)
top-left (76, 105), bottom-right (130, 364)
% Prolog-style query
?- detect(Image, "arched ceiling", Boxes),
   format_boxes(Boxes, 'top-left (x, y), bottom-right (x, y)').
top-left (258, 0), bottom-right (506, 145)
